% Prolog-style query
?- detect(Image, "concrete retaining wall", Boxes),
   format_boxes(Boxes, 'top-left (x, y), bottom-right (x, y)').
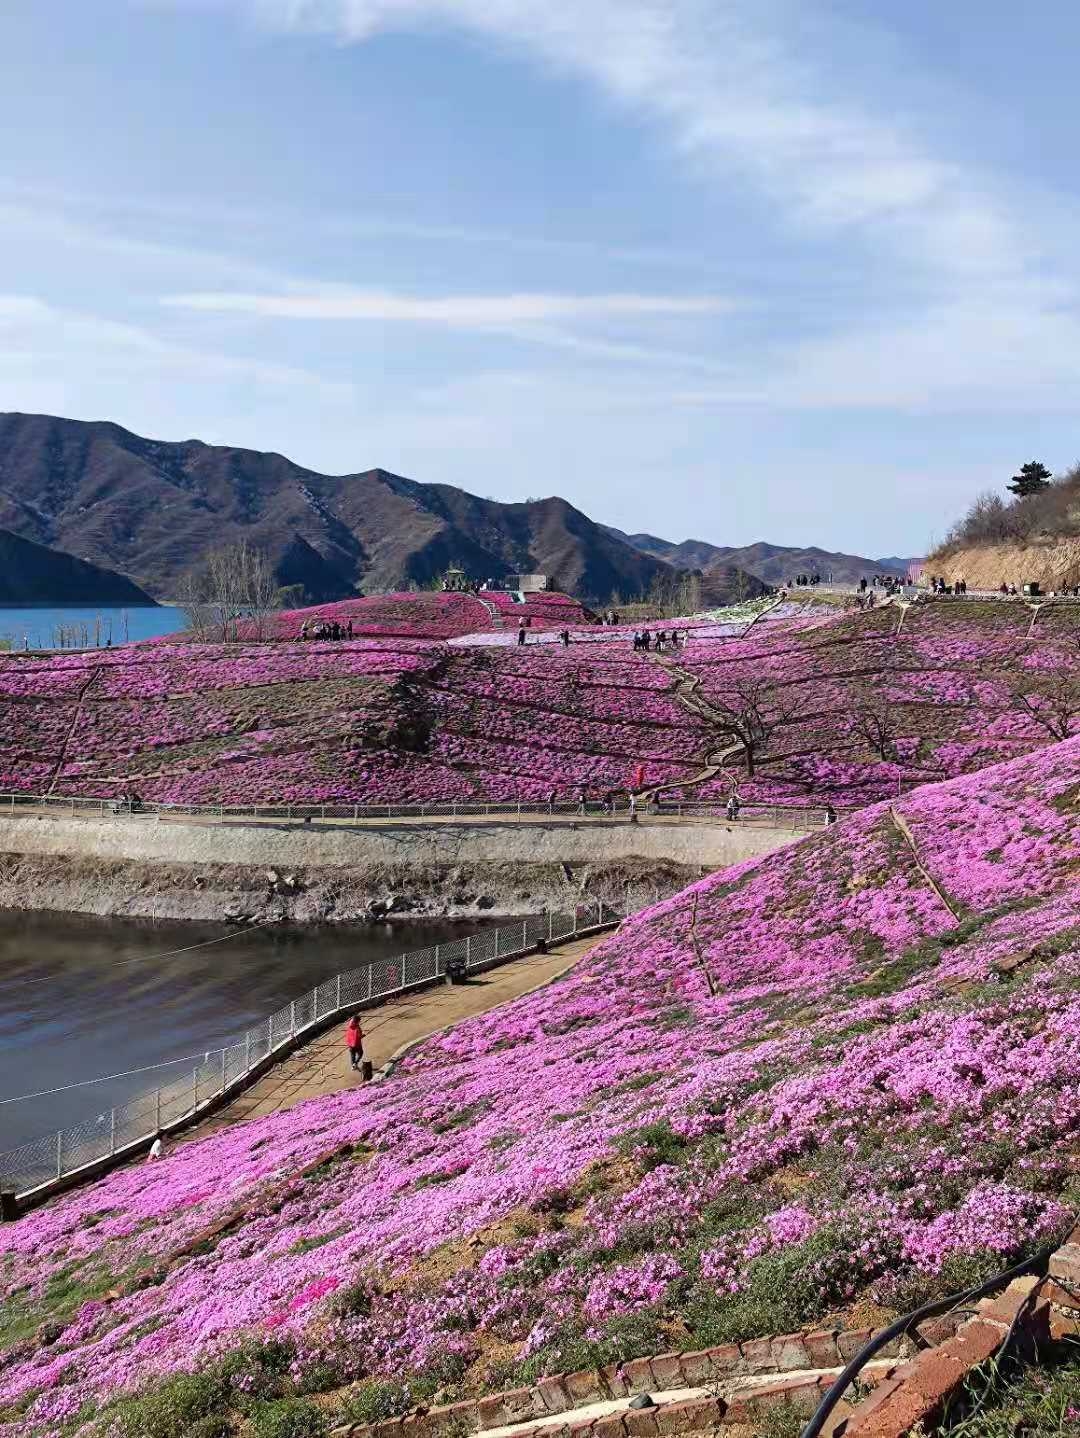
top-left (0, 813), bottom-right (806, 873)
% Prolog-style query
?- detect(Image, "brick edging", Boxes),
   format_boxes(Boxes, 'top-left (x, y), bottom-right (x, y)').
top-left (330, 1324), bottom-right (932, 1438)
top-left (838, 1225), bottom-right (1080, 1437)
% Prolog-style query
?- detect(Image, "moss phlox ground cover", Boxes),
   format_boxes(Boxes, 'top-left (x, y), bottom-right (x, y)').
top-left (1, 739), bottom-right (1078, 1433)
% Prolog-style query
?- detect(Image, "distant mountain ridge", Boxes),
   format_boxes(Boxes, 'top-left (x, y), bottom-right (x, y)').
top-left (0, 413), bottom-right (683, 605)
top-left (0, 529), bottom-right (154, 606)
top-left (606, 528), bottom-right (918, 584)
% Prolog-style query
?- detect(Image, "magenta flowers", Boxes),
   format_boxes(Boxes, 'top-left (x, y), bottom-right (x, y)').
top-left (1, 736), bottom-right (1078, 1433)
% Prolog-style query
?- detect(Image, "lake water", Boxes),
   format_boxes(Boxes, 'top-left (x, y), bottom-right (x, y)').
top-left (0, 912), bottom-right (498, 1150)
top-left (0, 605), bottom-right (185, 650)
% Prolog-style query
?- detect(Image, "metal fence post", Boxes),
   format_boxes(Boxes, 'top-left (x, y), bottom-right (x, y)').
top-left (548, 910), bottom-right (553, 942)
top-left (192, 1067), bottom-right (198, 1113)
top-left (290, 1001), bottom-right (296, 1037)
top-left (221, 1048), bottom-right (227, 1093)
top-left (56, 1130), bottom-right (63, 1179)
top-left (109, 1108), bottom-right (116, 1156)
top-left (400, 952), bottom-right (406, 987)
top-left (435, 943), bottom-right (441, 973)
top-left (245, 1030), bottom-right (251, 1074)
top-left (466, 934), bottom-right (472, 968)
top-left (155, 1088), bottom-right (161, 1130)
top-left (522, 919), bottom-right (527, 950)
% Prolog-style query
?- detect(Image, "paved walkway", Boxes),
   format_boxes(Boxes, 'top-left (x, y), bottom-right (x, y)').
top-left (181, 933), bottom-right (605, 1141)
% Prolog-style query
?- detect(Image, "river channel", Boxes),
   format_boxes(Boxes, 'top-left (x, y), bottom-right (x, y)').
top-left (0, 911), bottom-right (498, 1151)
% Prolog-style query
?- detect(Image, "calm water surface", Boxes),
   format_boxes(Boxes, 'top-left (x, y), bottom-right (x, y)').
top-left (0, 911), bottom-right (496, 1149)
top-left (0, 604), bottom-right (185, 650)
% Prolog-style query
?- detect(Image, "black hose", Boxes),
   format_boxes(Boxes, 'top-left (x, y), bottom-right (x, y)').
top-left (798, 1243), bottom-right (1058, 1438)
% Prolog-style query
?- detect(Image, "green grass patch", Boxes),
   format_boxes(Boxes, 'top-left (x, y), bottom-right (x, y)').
top-left (940, 1340), bottom-right (1080, 1436)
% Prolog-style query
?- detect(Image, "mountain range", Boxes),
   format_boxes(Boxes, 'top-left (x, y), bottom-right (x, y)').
top-left (0, 529), bottom-right (153, 606)
top-left (0, 413), bottom-right (683, 605)
top-left (606, 531), bottom-right (918, 585)
top-left (0, 412), bottom-right (914, 607)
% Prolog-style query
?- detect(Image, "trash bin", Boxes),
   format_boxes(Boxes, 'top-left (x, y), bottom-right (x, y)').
top-left (445, 955), bottom-right (468, 985)
top-left (1, 1191), bottom-right (19, 1223)
top-left (361, 1059), bottom-right (374, 1083)
top-left (1022, 582), bottom-right (1041, 597)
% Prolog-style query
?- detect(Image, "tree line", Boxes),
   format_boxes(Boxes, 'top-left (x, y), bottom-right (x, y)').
top-left (939, 459), bottom-right (1080, 552)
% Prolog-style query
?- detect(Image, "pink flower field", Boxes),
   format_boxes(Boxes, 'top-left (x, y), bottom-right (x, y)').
top-left (1, 596), bottom-right (1077, 809)
top-left (1, 739), bottom-right (1078, 1435)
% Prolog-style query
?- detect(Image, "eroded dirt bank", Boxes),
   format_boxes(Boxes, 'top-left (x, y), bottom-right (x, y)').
top-left (0, 851), bottom-right (703, 924)
top-left (0, 812), bottom-right (806, 922)
top-left (933, 537), bottom-right (1080, 588)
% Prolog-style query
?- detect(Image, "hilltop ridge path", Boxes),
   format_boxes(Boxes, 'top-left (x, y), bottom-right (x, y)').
top-left (177, 931), bottom-right (604, 1145)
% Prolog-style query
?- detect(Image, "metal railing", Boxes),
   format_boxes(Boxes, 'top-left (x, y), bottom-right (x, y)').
top-left (0, 904), bottom-right (622, 1204)
top-left (0, 791), bottom-right (830, 829)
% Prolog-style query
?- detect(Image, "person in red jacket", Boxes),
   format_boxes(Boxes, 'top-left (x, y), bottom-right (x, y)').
top-left (345, 1014), bottom-right (364, 1071)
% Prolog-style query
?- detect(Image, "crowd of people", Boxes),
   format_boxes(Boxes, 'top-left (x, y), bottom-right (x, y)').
top-left (924, 576), bottom-right (968, 594)
top-left (631, 629), bottom-right (682, 652)
top-left (858, 575), bottom-right (907, 593)
top-left (299, 619), bottom-right (354, 641)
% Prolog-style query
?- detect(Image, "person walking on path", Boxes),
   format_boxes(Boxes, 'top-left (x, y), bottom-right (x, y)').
top-left (726, 793), bottom-right (740, 822)
top-left (517, 625), bottom-right (526, 646)
top-left (345, 1014), bottom-right (365, 1071)
top-left (147, 1132), bottom-right (164, 1162)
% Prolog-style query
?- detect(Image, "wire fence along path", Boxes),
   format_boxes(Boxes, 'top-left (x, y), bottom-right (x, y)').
top-left (0, 905), bottom-right (621, 1205)
top-left (0, 791), bottom-right (832, 830)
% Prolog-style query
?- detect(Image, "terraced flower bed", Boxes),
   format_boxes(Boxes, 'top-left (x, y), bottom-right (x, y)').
top-left (678, 600), bottom-right (1080, 806)
top-left (267, 592), bottom-right (496, 641)
top-left (1, 599), bottom-right (1077, 809)
top-left (1, 741), bottom-right (1078, 1435)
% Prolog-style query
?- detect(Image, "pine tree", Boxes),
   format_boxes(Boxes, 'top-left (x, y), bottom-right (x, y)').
top-left (1007, 461), bottom-right (1052, 498)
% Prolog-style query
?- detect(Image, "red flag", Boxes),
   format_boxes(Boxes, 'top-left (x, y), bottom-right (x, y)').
top-left (632, 764), bottom-right (646, 789)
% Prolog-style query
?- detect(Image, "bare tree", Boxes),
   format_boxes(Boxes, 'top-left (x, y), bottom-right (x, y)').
top-left (180, 540), bottom-right (280, 642)
top-left (647, 569), bottom-right (703, 619)
top-left (850, 688), bottom-right (900, 761)
top-left (708, 677), bottom-right (798, 777)
top-left (1008, 666), bottom-right (1080, 741)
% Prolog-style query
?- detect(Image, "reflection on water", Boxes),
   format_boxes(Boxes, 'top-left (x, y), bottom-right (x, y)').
top-left (0, 911), bottom-right (495, 1149)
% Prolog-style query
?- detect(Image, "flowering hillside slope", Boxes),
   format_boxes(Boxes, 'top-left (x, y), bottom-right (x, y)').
top-left (677, 598), bottom-right (1080, 806)
top-left (0, 638), bottom-right (710, 802)
top-left (2, 741), bottom-right (1078, 1434)
top-left (0, 598), bottom-right (1075, 806)
top-left (268, 591), bottom-right (495, 640)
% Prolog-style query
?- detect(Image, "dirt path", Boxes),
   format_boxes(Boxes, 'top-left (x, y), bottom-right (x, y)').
top-left (889, 806), bottom-right (962, 921)
top-left (636, 597), bottom-right (789, 806)
top-left (642, 654), bottom-right (743, 804)
top-left (179, 932), bottom-right (605, 1141)
top-left (46, 667), bottom-right (102, 794)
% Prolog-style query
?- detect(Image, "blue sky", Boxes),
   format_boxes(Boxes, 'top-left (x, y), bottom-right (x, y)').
top-left (3, 1), bottom-right (1080, 555)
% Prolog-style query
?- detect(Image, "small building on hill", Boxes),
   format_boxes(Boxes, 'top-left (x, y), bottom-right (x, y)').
top-left (504, 573), bottom-right (549, 592)
top-left (441, 567), bottom-right (472, 592)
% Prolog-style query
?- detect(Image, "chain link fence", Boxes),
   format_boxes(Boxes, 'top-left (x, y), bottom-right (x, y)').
top-left (0, 791), bottom-right (830, 827)
top-left (0, 904), bottom-right (621, 1204)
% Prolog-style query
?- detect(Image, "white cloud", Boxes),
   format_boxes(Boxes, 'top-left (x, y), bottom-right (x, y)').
top-left (162, 288), bottom-right (727, 323)
top-left (139, 0), bottom-right (1080, 423)
top-left (0, 294), bottom-right (351, 396)
top-left (214, 0), bottom-right (1002, 260)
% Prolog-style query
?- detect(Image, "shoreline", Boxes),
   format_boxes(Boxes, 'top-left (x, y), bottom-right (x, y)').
top-left (0, 850), bottom-right (701, 925)
top-left (0, 812), bottom-right (808, 924)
